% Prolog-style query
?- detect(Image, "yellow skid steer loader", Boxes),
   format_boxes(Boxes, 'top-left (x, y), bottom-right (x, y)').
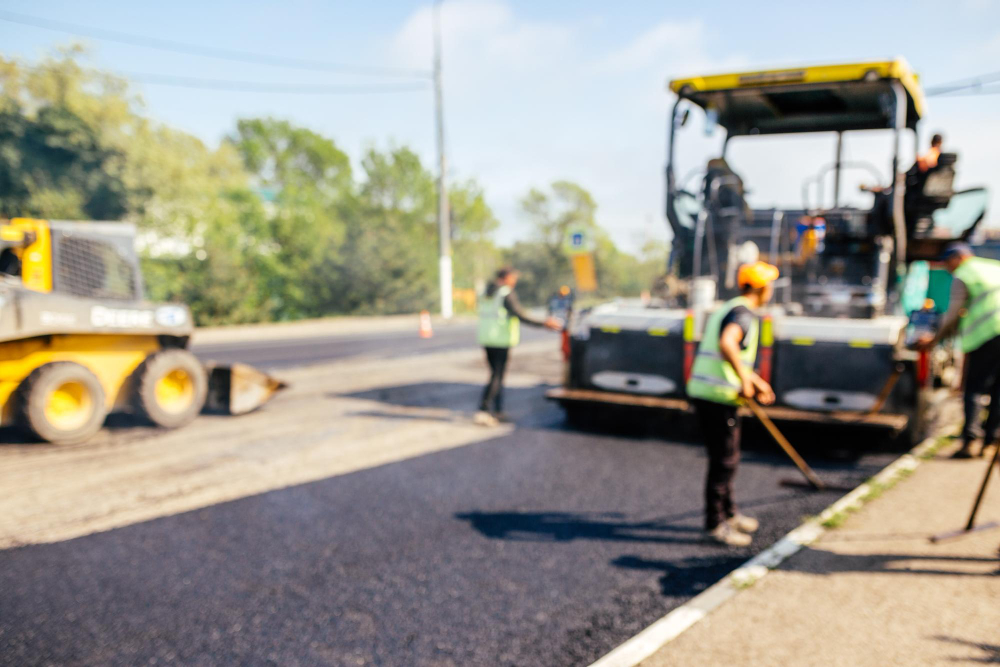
top-left (0, 218), bottom-right (285, 444)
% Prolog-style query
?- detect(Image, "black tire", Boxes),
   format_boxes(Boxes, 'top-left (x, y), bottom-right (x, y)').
top-left (16, 362), bottom-right (107, 445)
top-left (131, 349), bottom-right (208, 428)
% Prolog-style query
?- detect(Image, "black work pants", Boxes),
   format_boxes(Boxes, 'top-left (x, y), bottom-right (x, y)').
top-left (480, 346), bottom-right (510, 413)
top-left (693, 399), bottom-right (742, 530)
top-left (962, 334), bottom-right (1000, 445)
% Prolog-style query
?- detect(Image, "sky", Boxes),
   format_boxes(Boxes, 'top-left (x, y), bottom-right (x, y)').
top-left (2, 0), bottom-right (998, 253)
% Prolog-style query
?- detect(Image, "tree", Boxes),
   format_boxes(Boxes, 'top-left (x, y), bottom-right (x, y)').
top-left (0, 76), bottom-right (128, 219)
top-left (508, 180), bottom-right (661, 304)
top-left (325, 145), bottom-right (438, 314)
top-left (1, 50), bottom-right (660, 325)
top-left (0, 50), bottom-right (271, 322)
top-left (228, 117), bottom-right (355, 320)
top-left (450, 179), bottom-right (501, 294)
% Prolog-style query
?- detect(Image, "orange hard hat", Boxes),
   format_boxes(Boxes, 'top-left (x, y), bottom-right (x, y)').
top-left (559, 285), bottom-right (570, 296)
top-left (737, 261), bottom-right (780, 289)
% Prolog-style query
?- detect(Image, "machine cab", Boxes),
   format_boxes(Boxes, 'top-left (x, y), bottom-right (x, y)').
top-left (665, 59), bottom-right (986, 318)
top-left (0, 218), bottom-right (145, 302)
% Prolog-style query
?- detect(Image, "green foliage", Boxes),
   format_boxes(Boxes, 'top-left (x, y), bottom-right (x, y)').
top-left (330, 145), bottom-right (438, 314)
top-left (451, 179), bottom-right (501, 290)
top-left (506, 181), bottom-right (665, 304)
top-left (0, 96), bottom-right (128, 219)
top-left (0, 50), bottom-right (666, 325)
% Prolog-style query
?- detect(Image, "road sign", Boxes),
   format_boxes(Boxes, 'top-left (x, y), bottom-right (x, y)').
top-left (563, 225), bottom-right (595, 256)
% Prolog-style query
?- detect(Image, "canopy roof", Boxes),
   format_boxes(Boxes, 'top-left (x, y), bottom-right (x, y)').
top-left (669, 60), bottom-right (925, 135)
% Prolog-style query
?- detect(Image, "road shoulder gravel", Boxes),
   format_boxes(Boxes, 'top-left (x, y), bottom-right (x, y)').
top-left (0, 340), bottom-right (558, 549)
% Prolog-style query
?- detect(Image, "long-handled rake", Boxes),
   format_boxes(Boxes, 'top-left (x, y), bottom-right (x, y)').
top-left (745, 398), bottom-right (857, 493)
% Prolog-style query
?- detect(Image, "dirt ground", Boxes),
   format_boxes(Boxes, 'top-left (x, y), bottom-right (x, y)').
top-left (0, 339), bottom-right (562, 549)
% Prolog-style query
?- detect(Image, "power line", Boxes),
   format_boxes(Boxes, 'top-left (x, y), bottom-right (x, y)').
top-left (925, 70), bottom-right (1000, 96)
top-left (0, 8), bottom-right (432, 79)
top-left (126, 72), bottom-right (430, 94)
top-left (21, 63), bottom-right (431, 94)
top-left (929, 86), bottom-right (1000, 97)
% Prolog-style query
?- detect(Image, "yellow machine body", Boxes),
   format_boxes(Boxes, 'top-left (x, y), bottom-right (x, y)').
top-left (0, 335), bottom-right (160, 426)
top-left (2, 218), bottom-right (54, 293)
top-left (0, 217), bottom-right (286, 440)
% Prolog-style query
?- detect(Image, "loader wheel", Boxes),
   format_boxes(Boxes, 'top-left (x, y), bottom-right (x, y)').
top-left (132, 349), bottom-right (207, 428)
top-left (17, 362), bottom-right (107, 445)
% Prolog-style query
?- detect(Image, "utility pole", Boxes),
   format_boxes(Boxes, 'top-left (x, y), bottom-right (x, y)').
top-left (433, 0), bottom-right (452, 319)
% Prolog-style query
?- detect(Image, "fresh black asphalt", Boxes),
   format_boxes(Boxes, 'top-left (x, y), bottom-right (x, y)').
top-left (0, 382), bottom-right (899, 667)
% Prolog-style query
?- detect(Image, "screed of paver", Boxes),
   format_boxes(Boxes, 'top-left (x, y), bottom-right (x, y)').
top-left (0, 340), bottom-right (560, 548)
top-left (640, 450), bottom-right (1000, 667)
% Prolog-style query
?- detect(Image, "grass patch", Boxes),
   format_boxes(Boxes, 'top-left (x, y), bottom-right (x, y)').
top-left (820, 461), bottom-right (921, 530)
top-left (919, 434), bottom-right (956, 460)
top-left (731, 572), bottom-right (759, 590)
top-left (811, 425), bottom-right (956, 533)
top-left (860, 480), bottom-right (889, 503)
top-left (821, 510), bottom-right (850, 529)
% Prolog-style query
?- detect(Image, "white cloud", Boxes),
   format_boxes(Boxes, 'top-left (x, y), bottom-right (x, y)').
top-left (961, 0), bottom-right (992, 11)
top-left (598, 19), bottom-right (706, 73)
top-left (390, 0), bottom-right (577, 77)
top-left (385, 3), bottom-right (755, 253)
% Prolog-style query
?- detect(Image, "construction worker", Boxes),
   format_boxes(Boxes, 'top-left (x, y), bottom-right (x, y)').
top-left (548, 285), bottom-right (574, 320)
top-left (916, 242), bottom-right (1000, 459)
top-left (915, 133), bottom-right (943, 173)
top-left (864, 133), bottom-right (943, 192)
top-left (686, 261), bottom-right (779, 546)
top-left (476, 267), bottom-right (562, 426)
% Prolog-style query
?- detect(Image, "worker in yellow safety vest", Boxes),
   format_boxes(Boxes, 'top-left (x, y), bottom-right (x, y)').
top-left (475, 267), bottom-right (562, 426)
top-left (686, 261), bottom-right (779, 547)
top-left (916, 242), bottom-right (1000, 459)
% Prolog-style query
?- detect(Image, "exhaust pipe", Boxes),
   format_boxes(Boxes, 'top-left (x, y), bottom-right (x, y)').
top-left (204, 362), bottom-right (287, 415)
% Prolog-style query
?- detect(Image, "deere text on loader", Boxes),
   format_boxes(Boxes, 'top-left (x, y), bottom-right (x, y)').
top-left (549, 59), bottom-right (987, 444)
top-left (0, 218), bottom-right (285, 444)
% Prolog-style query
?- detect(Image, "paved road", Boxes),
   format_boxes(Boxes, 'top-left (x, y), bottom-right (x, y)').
top-left (1, 383), bottom-right (898, 666)
top-left (191, 324), bottom-right (551, 370)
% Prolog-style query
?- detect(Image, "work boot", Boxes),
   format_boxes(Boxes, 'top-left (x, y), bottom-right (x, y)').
top-left (704, 523), bottom-right (752, 547)
top-left (727, 514), bottom-right (759, 534)
top-left (952, 440), bottom-right (982, 459)
top-left (473, 411), bottom-right (499, 427)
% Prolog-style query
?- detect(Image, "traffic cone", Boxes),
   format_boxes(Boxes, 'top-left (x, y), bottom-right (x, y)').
top-left (419, 310), bottom-right (433, 338)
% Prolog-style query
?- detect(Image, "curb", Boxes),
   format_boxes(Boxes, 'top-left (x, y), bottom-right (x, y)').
top-left (588, 429), bottom-right (951, 667)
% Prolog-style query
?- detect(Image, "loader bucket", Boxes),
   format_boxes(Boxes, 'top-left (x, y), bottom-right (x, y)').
top-left (204, 362), bottom-right (287, 415)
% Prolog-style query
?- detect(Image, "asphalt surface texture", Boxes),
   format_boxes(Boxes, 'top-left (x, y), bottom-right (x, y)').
top-left (191, 324), bottom-right (550, 370)
top-left (1, 385), bottom-right (900, 666)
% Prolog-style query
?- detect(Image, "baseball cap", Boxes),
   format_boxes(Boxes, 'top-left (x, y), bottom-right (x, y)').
top-left (940, 242), bottom-right (973, 261)
top-left (737, 261), bottom-right (780, 289)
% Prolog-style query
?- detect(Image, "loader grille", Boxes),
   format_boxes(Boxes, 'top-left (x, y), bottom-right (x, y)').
top-left (54, 235), bottom-right (139, 301)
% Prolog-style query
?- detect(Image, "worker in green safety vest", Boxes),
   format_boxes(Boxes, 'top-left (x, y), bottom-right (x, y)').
top-left (916, 242), bottom-right (1000, 459)
top-left (475, 267), bottom-right (562, 426)
top-left (686, 261), bottom-right (778, 547)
